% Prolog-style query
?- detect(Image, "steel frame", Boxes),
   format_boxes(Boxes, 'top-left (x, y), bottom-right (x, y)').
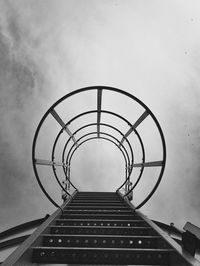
top-left (32, 86), bottom-right (166, 209)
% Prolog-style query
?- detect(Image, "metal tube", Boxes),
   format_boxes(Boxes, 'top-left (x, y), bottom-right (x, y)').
top-left (119, 110), bottom-right (149, 146)
top-left (97, 89), bottom-right (102, 138)
top-left (50, 109), bottom-right (78, 147)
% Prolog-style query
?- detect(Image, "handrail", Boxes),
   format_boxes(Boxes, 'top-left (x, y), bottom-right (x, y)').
top-left (0, 215), bottom-right (49, 240)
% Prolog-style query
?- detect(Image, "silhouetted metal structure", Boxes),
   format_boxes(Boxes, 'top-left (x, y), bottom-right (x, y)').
top-left (1, 86), bottom-right (200, 265)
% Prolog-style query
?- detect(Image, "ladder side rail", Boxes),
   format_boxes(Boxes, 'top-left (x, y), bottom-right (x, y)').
top-left (0, 216), bottom-right (49, 240)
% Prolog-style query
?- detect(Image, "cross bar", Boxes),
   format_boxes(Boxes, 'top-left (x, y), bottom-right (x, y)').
top-left (35, 158), bottom-right (67, 167)
top-left (132, 161), bottom-right (163, 167)
top-left (97, 89), bottom-right (102, 138)
top-left (119, 110), bottom-right (149, 146)
top-left (50, 109), bottom-right (78, 146)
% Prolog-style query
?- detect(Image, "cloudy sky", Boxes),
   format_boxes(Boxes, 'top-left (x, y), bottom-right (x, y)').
top-left (0, 0), bottom-right (200, 235)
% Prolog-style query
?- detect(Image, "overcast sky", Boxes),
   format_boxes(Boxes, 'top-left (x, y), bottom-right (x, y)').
top-left (0, 0), bottom-right (200, 234)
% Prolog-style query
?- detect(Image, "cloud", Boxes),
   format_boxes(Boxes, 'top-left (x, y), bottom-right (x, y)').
top-left (0, 1), bottom-right (54, 230)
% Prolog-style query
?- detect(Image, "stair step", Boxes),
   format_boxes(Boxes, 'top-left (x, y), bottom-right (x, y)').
top-left (71, 201), bottom-right (123, 204)
top-left (4, 191), bottom-right (193, 265)
top-left (59, 214), bottom-right (141, 220)
top-left (74, 194), bottom-right (120, 197)
top-left (50, 226), bottom-right (158, 236)
top-left (55, 219), bottom-right (149, 227)
top-left (76, 192), bottom-right (116, 194)
top-left (42, 234), bottom-right (168, 249)
top-left (64, 205), bottom-right (130, 210)
top-left (69, 202), bottom-right (127, 206)
top-left (73, 199), bottom-right (122, 202)
top-left (32, 247), bottom-right (175, 265)
top-left (76, 194), bottom-right (117, 196)
top-left (73, 199), bottom-right (121, 202)
top-left (63, 209), bottom-right (133, 214)
top-left (74, 196), bottom-right (118, 198)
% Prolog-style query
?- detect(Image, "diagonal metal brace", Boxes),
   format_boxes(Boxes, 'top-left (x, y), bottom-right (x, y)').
top-left (35, 158), bottom-right (67, 167)
top-left (133, 161), bottom-right (163, 167)
top-left (50, 109), bottom-right (78, 146)
top-left (119, 110), bottom-right (149, 146)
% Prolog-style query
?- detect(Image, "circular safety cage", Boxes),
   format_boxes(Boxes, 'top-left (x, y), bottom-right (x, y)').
top-left (32, 86), bottom-right (166, 209)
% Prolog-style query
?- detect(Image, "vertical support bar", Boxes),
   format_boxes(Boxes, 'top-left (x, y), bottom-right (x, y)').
top-left (50, 109), bottom-right (78, 147)
top-left (97, 89), bottom-right (103, 138)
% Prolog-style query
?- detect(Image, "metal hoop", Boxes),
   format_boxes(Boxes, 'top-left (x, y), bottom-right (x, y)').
top-left (32, 86), bottom-right (166, 209)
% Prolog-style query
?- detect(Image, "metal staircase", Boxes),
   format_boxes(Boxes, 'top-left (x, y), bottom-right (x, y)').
top-left (2, 192), bottom-right (199, 265)
top-left (30, 191), bottom-right (191, 265)
top-left (2, 87), bottom-right (200, 265)
top-left (2, 191), bottom-right (195, 265)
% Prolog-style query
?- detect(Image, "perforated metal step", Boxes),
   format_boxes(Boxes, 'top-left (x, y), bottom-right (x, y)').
top-left (50, 225), bottom-right (157, 236)
top-left (30, 192), bottom-right (192, 265)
